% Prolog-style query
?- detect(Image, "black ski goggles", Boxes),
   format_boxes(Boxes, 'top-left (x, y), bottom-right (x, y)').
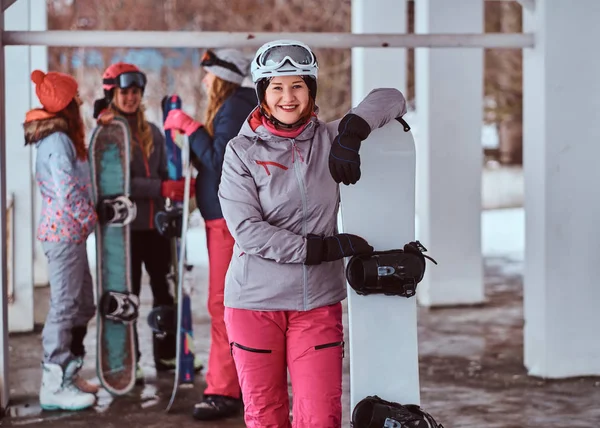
top-left (201, 50), bottom-right (244, 76)
top-left (103, 71), bottom-right (147, 89)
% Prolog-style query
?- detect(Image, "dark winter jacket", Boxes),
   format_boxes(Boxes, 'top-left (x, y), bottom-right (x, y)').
top-left (188, 87), bottom-right (257, 221)
top-left (91, 115), bottom-right (169, 231)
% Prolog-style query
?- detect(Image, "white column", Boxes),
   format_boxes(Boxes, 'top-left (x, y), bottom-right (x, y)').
top-left (5, 0), bottom-right (35, 332)
top-left (0, 4), bottom-right (10, 412)
top-left (414, 0), bottom-right (484, 307)
top-left (29, 0), bottom-right (48, 287)
top-left (523, 0), bottom-right (600, 378)
top-left (351, 0), bottom-right (407, 103)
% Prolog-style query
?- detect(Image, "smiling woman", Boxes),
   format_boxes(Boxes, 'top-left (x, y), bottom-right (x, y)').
top-left (113, 86), bottom-right (143, 115)
top-left (217, 39), bottom-right (408, 428)
top-left (91, 61), bottom-right (201, 382)
top-left (261, 75), bottom-right (314, 128)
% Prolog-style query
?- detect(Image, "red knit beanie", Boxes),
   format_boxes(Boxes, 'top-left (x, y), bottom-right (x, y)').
top-left (31, 70), bottom-right (78, 113)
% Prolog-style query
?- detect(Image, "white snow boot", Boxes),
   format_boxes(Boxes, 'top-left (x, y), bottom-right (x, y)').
top-left (39, 360), bottom-right (96, 411)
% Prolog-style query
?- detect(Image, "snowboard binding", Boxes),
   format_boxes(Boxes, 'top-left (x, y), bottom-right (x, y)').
top-left (154, 208), bottom-right (183, 238)
top-left (99, 291), bottom-right (140, 324)
top-left (346, 241), bottom-right (437, 298)
top-left (97, 195), bottom-right (137, 226)
top-left (147, 305), bottom-right (177, 338)
top-left (352, 395), bottom-right (444, 428)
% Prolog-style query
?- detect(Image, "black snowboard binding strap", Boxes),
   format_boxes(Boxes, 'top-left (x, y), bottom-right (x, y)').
top-left (97, 195), bottom-right (137, 226)
top-left (154, 208), bottom-right (183, 238)
top-left (395, 116), bottom-right (411, 132)
top-left (99, 291), bottom-right (140, 324)
top-left (352, 395), bottom-right (444, 428)
top-left (147, 304), bottom-right (177, 338)
top-left (346, 241), bottom-right (437, 298)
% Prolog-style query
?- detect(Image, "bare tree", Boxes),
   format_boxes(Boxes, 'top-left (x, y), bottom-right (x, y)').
top-left (484, 1), bottom-right (523, 165)
top-left (47, 0), bottom-right (524, 162)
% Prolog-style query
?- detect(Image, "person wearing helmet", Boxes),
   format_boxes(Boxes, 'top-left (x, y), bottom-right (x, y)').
top-left (217, 40), bottom-right (408, 427)
top-left (162, 48), bottom-right (255, 421)
top-left (93, 62), bottom-right (201, 381)
top-left (24, 70), bottom-right (98, 410)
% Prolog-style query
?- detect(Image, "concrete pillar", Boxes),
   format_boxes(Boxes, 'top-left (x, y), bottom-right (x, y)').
top-left (351, 0), bottom-right (407, 103)
top-left (523, 0), bottom-right (600, 378)
top-left (0, 2), bottom-right (9, 412)
top-left (5, 0), bottom-right (43, 333)
top-left (414, 0), bottom-right (485, 307)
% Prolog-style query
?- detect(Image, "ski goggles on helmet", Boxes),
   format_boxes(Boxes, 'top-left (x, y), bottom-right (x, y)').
top-left (201, 50), bottom-right (244, 76)
top-left (251, 40), bottom-right (318, 82)
top-left (257, 44), bottom-right (317, 70)
top-left (103, 71), bottom-right (147, 90)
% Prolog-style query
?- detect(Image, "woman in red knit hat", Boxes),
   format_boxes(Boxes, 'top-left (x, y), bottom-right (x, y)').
top-left (24, 70), bottom-right (98, 411)
top-left (93, 62), bottom-right (201, 382)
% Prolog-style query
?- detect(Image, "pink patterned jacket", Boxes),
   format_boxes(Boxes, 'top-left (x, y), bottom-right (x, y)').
top-left (25, 110), bottom-right (97, 244)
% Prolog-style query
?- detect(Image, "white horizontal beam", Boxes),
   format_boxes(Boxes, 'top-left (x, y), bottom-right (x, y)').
top-left (1, 31), bottom-right (535, 49)
top-left (1, 0), bottom-right (18, 12)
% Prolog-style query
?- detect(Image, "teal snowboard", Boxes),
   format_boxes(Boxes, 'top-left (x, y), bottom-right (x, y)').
top-left (89, 116), bottom-right (138, 396)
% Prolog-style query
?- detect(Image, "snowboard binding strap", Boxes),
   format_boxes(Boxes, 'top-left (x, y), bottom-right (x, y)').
top-left (99, 291), bottom-right (140, 324)
top-left (352, 395), bottom-right (444, 428)
top-left (98, 195), bottom-right (137, 226)
top-left (154, 208), bottom-right (183, 238)
top-left (346, 241), bottom-right (437, 298)
top-left (147, 304), bottom-right (177, 337)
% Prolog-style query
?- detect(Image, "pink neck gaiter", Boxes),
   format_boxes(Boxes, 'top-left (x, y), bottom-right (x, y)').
top-left (261, 116), bottom-right (310, 139)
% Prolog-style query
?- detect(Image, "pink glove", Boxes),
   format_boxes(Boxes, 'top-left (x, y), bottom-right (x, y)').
top-left (97, 109), bottom-right (114, 125)
top-left (164, 109), bottom-right (202, 137)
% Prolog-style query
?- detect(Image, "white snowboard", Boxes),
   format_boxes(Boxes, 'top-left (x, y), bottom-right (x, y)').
top-left (338, 118), bottom-right (420, 414)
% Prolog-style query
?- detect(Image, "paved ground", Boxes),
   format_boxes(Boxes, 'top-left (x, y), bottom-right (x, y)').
top-left (3, 255), bottom-right (600, 427)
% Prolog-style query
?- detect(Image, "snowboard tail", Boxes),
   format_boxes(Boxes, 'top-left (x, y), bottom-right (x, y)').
top-left (89, 117), bottom-right (137, 396)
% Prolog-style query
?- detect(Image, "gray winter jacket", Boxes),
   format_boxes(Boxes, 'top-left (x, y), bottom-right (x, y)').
top-left (218, 88), bottom-right (407, 311)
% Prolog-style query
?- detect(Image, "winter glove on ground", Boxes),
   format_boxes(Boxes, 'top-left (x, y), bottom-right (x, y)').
top-left (164, 109), bottom-right (202, 137)
top-left (329, 113), bottom-right (371, 185)
top-left (305, 233), bottom-right (374, 265)
top-left (161, 179), bottom-right (196, 202)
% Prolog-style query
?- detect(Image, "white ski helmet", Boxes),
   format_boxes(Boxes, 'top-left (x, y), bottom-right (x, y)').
top-left (250, 39), bottom-right (318, 83)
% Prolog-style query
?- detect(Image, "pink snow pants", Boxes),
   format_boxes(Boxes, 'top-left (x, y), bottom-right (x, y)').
top-left (224, 302), bottom-right (344, 428)
top-left (204, 218), bottom-right (240, 398)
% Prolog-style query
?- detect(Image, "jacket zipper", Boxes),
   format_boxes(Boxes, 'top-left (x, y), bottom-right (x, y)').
top-left (290, 139), bottom-right (309, 310)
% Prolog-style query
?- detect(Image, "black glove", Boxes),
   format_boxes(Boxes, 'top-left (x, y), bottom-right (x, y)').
top-left (305, 233), bottom-right (374, 265)
top-left (329, 113), bottom-right (371, 185)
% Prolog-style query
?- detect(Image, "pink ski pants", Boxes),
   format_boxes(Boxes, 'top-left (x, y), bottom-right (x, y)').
top-left (204, 218), bottom-right (240, 398)
top-left (224, 302), bottom-right (344, 428)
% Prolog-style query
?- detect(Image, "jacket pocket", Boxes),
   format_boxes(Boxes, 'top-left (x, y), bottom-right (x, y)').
top-left (315, 341), bottom-right (345, 358)
top-left (230, 341), bottom-right (272, 356)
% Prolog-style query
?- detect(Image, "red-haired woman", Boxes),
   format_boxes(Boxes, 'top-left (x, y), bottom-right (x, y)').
top-left (24, 70), bottom-right (98, 411)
